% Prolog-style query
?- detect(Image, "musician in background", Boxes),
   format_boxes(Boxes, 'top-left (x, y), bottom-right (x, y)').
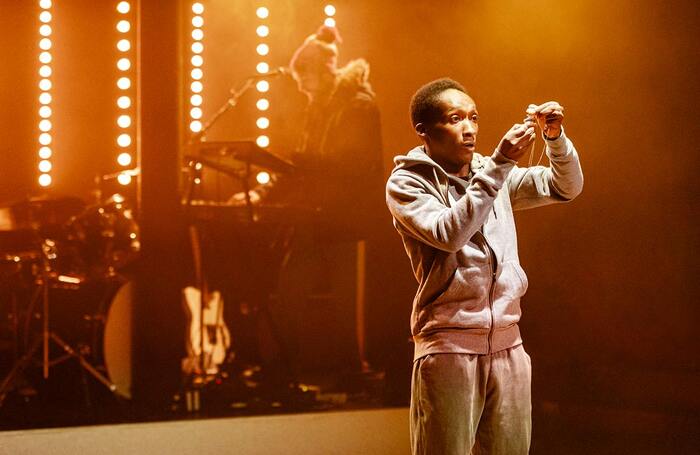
top-left (279, 25), bottom-right (385, 376)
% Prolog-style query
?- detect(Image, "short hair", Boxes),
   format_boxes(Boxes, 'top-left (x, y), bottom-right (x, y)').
top-left (409, 78), bottom-right (467, 127)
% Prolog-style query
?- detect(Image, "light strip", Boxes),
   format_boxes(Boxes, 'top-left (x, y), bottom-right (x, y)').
top-left (189, 2), bottom-right (204, 134)
top-left (37, 0), bottom-right (54, 187)
top-left (116, 1), bottom-right (135, 186)
top-left (255, 6), bottom-right (270, 149)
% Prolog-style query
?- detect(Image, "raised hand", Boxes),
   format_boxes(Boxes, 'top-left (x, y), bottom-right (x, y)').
top-left (497, 119), bottom-right (537, 161)
top-left (526, 101), bottom-right (564, 140)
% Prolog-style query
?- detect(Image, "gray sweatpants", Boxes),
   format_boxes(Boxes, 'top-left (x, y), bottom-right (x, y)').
top-left (410, 345), bottom-right (532, 455)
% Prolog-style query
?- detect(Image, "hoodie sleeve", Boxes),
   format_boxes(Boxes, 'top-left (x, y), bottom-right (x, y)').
top-left (386, 152), bottom-right (515, 253)
top-left (506, 130), bottom-right (584, 211)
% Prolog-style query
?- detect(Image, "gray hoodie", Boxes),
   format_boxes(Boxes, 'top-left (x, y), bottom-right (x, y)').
top-left (386, 131), bottom-right (583, 360)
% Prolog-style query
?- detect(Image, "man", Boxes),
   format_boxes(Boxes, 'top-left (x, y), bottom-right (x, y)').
top-left (385, 78), bottom-right (583, 454)
top-left (277, 25), bottom-right (384, 375)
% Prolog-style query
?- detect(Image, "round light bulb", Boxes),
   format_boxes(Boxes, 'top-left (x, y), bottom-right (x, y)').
top-left (117, 96), bottom-right (131, 109)
top-left (191, 55), bottom-right (203, 67)
top-left (190, 94), bottom-right (203, 106)
top-left (190, 107), bottom-right (202, 119)
top-left (117, 133), bottom-right (132, 147)
top-left (39, 133), bottom-right (52, 145)
top-left (191, 68), bottom-right (203, 80)
top-left (191, 42), bottom-right (204, 54)
top-left (324, 5), bottom-right (336, 16)
top-left (117, 2), bottom-right (130, 14)
top-left (256, 135), bottom-right (270, 148)
top-left (256, 44), bottom-right (269, 56)
top-left (39, 11), bottom-right (52, 23)
top-left (256, 98), bottom-right (269, 111)
top-left (324, 17), bottom-right (336, 27)
top-left (256, 117), bottom-right (270, 129)
top-left (39, 174), bottom-right (52, 187)
top-left (117, 115), bottom-right (131, 128)
top-left (192, 29), bottom-right (204, 41)
top-left (39, 119), bottom-right (52, 132)
top-left (117, 77), bottom-right (131, 90)
top-left (117, 152), bottom-right (132, 166)
top-left (191, 81), bottom-right (203, 93)
top-left (256, 7), bottom-right (269, 19)
top-left (38, 79), bottom-right (52, 91)
top-left (256, 62), bottom-right (269, 74)
top-left (39, 0), bottom-right (52, 8)
top-left (192, 16), bottom-right (204, 28)
top-left (39, 52), bottom-right (52, 64)
top-left (190, 120), bottom-right (202, 132)
top-left (256, 80), bottom-right (269, 93)
top-left (39, 160), bottom-right (52, 173)
top-left (192, 3), bottom-right (204, 14)
top-left (256, 25), bottom-right (269, 37)
top-left (116, 20), bottom-right (130, 33)
top-left (39, 106), bottom-right (52, 118)
top-left (39, 38), bottom-right (52, 50)
top-left (117, 39), bottom-right (131, 52)
top-left (39, 65), bottom-right (52, 77)
top-left (39, 146), bottom-right (52, 159)
top-left (117, 173), bottom-right (132, 185)
top-left (117, 58), bottom-right (131, 71)
top-left (39, 92), bottom-right (52, 104)
top-left (256, 171), bottom-right (271, 185)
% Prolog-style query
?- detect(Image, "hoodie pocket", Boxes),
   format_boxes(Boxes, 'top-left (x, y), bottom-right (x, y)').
top-left (497, 261), bottom-right (529, 299)
top-left (431, 264), bottom-right (490, 308)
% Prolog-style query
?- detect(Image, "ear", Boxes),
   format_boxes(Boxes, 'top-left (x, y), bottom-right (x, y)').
top-left (415, 122), bottom-right (428, 139)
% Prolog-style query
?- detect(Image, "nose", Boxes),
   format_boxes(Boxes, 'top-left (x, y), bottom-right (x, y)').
top-left (462, 119), bottom-right (477, 137)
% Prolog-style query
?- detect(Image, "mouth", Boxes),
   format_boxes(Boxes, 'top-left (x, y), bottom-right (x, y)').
top-left (462, 142), bottom-right (475, 150)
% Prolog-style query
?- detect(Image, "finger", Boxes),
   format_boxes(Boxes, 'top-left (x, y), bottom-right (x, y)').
top-left (514, 127), bottom-right (535, 145)
top-left (530, 101), bottom-right (563, 115)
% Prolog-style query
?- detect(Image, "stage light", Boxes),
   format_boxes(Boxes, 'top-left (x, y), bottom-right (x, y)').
top-left (191, 81), bottom-right (203, 93)
top-left (38, 79), bottom-right (52, 91)
top-left (117, 2), bottom-right (130, 14)
top-left (39, 24), bottom-right (52, 36)
top-left (39, 38), bottom-right (52, 50)
top-left (325, 5), bottom-right (336, 16)
top-left (39, 174), bottom-right (52, 187)
top-left (117, 114), bottom-right (131, 128)
top-left (256, 99), bottom-right (269, 111)
top-left (39, 52), bottom-right (52, 64)
top-left (39, 147), bottom-right (52, 160)
top-left (117, 96), bottom-right (131, 109)
top-left (117, 134), bottom-right (132, 148)
top-left (192, 28), bottom-right (204, 41)
top-left (117, 172), bottom-right (132, 186)
top-left (256, 25), bottom-right (269, 38)
top-left (190, 121), bottom-right (202, 133)
top-left (190, 107), bottom-right (202, 119)
top-left (39, 160), bottom-right (52, 173)
top-left (190, 94), bottom-right (202, 106)
top-left (116, 20), bottom-right (130, 33)
top-left (39, 92), bottom-right (52, 104)
top-left (39, 11), bottom-right (52, 23)
top-left (117, 39), bottom-right (131, 52)
top-left (192, 16), bottom-right (204, 28)
top-left (39, 119), bottom-right (52, 132)
top-left (192, 3), bottom-right (204, 14)
top-left (256, 135), bottom-right (270, 148)
top-left (117, 152), bottom-right (132, 166)
top-left (39, 133), bottom-right (52, 146)
top-left (324, 17), bottom-right (336, 27)
top-left (256, 80), bottom-right (269, 93)
top-left (191, 68), bottom-right (203, 80)
top-left (256, 117), bottom-right (270, 129)
top-left (39, 0), bottom-right (52, 8)
top-left (256, 7), bottom-right (269, 19)
top-left (256, 171), bottom-right (271, 185)
top-left (117, 77), bottom-right (131, 90)
top-left (256, 44), bottom-right (269, 56)
top-left (256, 62), bottom-right (269, 74)
top-left (39, 65), bottom-right (52, 77)
top-left (39, 106), bottom-right (52, 118)
top-left (191, 42), bottom-right (204, 54)
top-left (117, 58), bottom-right (131, 71)
top-left (192, 55), bottom-right (203, 67)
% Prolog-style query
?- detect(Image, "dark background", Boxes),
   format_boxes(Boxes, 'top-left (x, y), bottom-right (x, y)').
top-left (1, 0), bottom-right (698, 452)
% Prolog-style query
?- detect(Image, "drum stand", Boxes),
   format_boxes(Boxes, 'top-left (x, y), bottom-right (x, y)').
top-left (0, 243), bottom-right (117, 407)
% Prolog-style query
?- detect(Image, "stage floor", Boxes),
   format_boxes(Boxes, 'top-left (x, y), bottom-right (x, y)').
top-left (0, 407), bottom-right (410, 455)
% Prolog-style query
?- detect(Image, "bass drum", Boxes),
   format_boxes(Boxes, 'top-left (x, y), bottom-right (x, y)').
top-left (44, 276), bottom-right (133, 399)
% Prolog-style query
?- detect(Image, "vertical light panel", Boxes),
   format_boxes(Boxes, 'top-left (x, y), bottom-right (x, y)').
top-left (37, 0), bottom-right (54, 188)
top-left (324, 4), bottom-right (336, 27)
top-left (115, 1), bottom-right (136, 185)
top-left (255, 6), bottom-right (270, 149)
top-left (189, 2), bottom-right (205, 134)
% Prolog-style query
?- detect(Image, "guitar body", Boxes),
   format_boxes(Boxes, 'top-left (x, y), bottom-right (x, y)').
top-left (183, 286), bottom-right (231, 374)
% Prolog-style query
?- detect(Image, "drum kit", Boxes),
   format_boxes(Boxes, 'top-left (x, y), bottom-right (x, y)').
top-left (0, 192), bottom-right (140, 407)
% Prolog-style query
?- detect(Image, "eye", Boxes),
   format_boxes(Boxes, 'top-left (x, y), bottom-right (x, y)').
top-left (449, 114), bottom-right (461, 123)
top-left (471, 114), bottom-right (479, 122)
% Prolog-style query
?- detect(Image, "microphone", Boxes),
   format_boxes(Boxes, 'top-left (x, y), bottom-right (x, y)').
top-left (248, 67), bottom-right (291, 80)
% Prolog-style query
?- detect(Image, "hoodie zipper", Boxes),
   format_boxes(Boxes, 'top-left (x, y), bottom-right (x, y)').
top-left (484, 236), bottom-right (497, 355)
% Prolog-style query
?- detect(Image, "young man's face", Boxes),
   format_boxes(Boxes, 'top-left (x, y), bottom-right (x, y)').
top-left (420, 88), bottom-right (479, 176)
